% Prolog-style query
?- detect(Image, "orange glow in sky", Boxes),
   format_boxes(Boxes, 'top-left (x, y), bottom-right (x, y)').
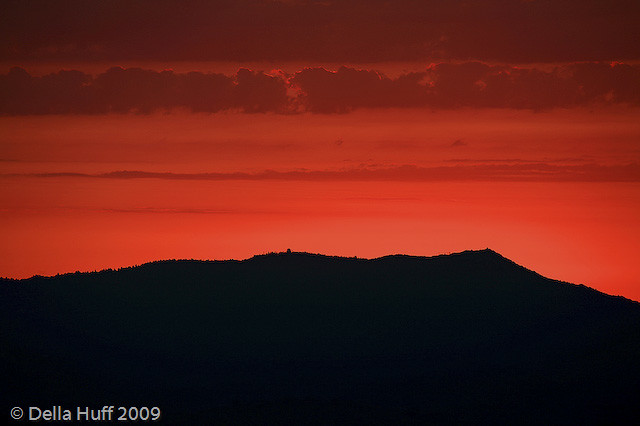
top-left (2, 0), bottom-right (640, 300)
top-left (1, 108), bottom-right (639, 300)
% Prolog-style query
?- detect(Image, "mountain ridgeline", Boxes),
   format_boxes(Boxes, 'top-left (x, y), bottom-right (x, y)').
top-left (2, 249), bottom-right (639, 424)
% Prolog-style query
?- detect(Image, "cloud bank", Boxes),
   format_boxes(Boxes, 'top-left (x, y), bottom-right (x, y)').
top-left (2, 0), bottom-right (639, 63)
top-left (1, 62), bottom-right (639, 114)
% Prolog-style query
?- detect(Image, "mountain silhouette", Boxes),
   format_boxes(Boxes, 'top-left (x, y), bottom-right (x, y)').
top-left (2, 249), bottom-right (639, 424)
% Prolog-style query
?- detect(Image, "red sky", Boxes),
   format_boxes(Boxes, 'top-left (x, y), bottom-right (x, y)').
top-left (1, 0), bottom-right (639, 300)
top-left (2, 0), bottom-right (639, 63)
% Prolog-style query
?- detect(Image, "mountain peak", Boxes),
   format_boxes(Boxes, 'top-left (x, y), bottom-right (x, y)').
top-left (2, 247), bottom-right (640, 423)
top-left (459, 247), bottom-right (504, 258)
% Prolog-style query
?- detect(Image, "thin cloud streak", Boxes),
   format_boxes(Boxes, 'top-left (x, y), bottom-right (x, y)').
top-left (5, 163), bottom-right (639, 182)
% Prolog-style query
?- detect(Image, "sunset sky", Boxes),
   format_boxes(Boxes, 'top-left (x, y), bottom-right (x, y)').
top-left (1, 0), bottom-right (639, 300)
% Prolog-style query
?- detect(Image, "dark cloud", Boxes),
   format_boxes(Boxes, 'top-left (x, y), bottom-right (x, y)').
top-left (0, 67), bottom-right (92, 114)
top-left (569, 62), bottom-right (640, 104)
top-left (0, 66), bottom-right (286, 114)
top-left (2, 62), bottom-right (639, 114)
top-left (235, 68), bottom-right (289, 113)
top-left (1, 0), bottom-right (638, 63)
top-left (290, 67), bottom-right (406, 112)
top-left (292, 62), bottom-right (640, 112)
top-left (7, 162), bottom-right (640, 182)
